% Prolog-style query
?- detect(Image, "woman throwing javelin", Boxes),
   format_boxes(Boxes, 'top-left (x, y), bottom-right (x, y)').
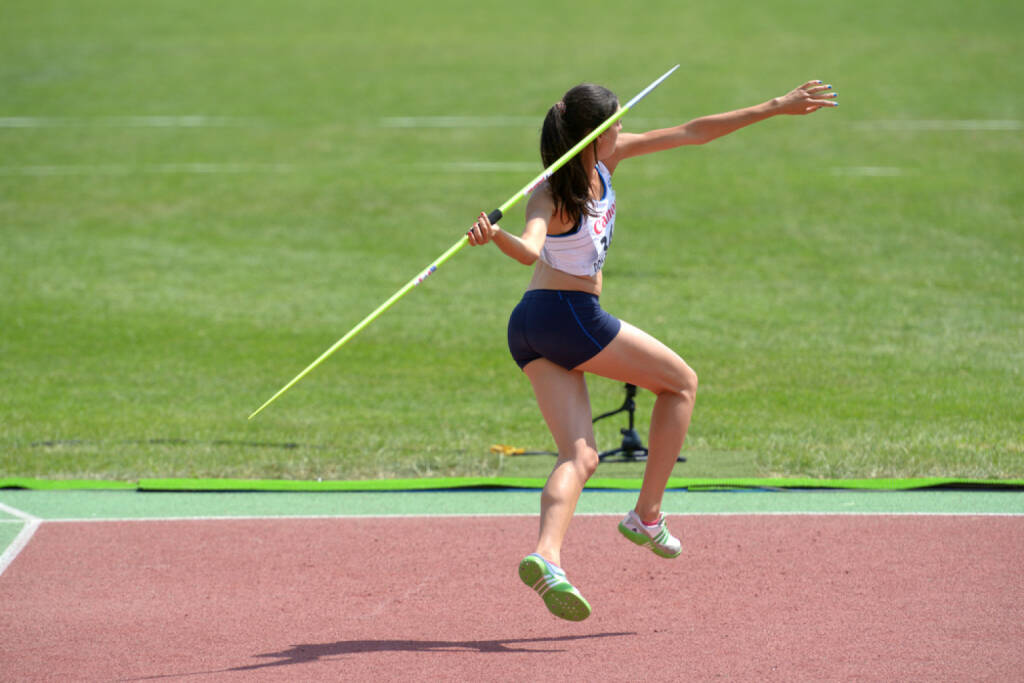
top-left (467, 79), bottom-right (837, 621)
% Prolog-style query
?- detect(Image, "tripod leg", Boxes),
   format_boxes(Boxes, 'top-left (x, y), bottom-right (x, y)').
top-left (597, 383), bottom-right (648, 461)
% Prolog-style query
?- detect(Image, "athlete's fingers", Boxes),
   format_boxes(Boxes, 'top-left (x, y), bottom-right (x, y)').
top-left (476, 212), bottom-right (491, 243)
top-left (467, 212), bottom-right (492, 246)
top-left (808, 95), bottom-right (839, 109)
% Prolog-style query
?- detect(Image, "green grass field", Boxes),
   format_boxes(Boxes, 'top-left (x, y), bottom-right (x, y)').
top-left (2, 0), bottom-right (1022, 482)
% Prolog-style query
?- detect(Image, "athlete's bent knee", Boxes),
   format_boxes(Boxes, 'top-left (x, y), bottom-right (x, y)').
top-left (579, 446), bottom-right (600, 479)
top-left (684, 366), bottom-right (698, 399)
top-left (560, 444), bottom-right (600, 480)
top-left (661, 364), bottom-right (698, 403)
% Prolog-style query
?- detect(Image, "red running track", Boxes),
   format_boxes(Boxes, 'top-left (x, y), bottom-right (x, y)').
top-left (1, 515), bottom-right (1022, 681)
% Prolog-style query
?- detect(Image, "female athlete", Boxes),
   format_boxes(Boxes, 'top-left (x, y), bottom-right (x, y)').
top-left (467, 78), bottom-right (837, 620)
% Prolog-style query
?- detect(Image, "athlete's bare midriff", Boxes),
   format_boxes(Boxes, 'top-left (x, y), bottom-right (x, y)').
top-left (527, 259), bottom-right (602, 297)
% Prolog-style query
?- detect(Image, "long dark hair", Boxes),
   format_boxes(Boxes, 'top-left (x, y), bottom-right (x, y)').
top-left (541, 83), bottom-right (619, 226)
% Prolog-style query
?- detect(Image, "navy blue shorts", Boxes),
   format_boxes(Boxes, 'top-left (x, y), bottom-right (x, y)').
top-left (507, 289), bottom-right (622, 370)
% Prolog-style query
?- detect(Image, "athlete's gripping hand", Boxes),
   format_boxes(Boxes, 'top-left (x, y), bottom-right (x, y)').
top-left (773, 80), bottom-right (839, 115)
top-left (467, 211), bottom-right (499, 246)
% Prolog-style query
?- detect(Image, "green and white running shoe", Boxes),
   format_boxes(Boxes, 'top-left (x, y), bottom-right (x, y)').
top-left (617, 510), bottom-right (682, 558)
top-left (518, 553), bottom-right (591, 621)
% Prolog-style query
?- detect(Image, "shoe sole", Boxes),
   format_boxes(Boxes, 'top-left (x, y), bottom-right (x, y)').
top-left (518, 556), bottom-right (591, 622)
top-left (618, 522), bottom-right (682, 558)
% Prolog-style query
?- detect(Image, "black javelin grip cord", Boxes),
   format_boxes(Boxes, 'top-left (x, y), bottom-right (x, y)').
top-left (248, 64), bottom-right (680, 419)
top-left (486, 208), bottom-right (504, 225)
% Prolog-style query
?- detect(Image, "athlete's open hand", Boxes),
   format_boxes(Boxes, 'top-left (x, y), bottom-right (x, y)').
top-left (467, 211), bottom-right (499, 246)
top-left (774, 80), bottom-right (839, 115)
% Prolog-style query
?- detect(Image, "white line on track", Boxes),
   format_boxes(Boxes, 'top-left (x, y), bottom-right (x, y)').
top-left (0, 502), bottom-right (41, 577)
top-left (1, 508), bottom-right (1018, 572)
top-left (30, 511), bottom-right (1024, 523)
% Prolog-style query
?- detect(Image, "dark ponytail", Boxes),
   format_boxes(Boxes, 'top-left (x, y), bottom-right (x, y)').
top-left (540, 83), bottom-right (619, 226)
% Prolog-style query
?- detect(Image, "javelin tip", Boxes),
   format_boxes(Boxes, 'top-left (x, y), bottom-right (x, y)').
top-left (623, 64), bottom-right (681, 110)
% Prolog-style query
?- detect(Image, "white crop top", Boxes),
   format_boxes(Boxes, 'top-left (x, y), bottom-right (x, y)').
top-left (539, 162), bottom-right (616, 277)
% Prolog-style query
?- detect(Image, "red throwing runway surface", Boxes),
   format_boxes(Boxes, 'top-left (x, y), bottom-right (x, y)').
top-left (2, 515), bottom-right (1022, 681)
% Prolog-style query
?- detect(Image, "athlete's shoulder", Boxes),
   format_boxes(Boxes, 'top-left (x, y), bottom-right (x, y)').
top-left (526, 180), bottom-right (555, 213)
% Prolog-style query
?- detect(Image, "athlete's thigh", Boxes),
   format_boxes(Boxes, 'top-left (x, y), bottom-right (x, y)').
top-left (523, 358), bottom-right (598, 456)
top-left (576, 320), bottom-right (694, 395)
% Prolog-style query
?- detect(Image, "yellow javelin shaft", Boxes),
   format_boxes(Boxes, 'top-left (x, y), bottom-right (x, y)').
top-left (248, 64), bottom-right (679, 419)
top-left (247, 238), bottom-right (467, 419)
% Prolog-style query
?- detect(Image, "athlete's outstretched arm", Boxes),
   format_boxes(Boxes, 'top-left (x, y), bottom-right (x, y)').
top-left (610, 80), bottom-right (837, 163)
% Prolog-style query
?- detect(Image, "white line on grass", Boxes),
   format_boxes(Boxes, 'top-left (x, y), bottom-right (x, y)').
top-left (0, 116), bottom-right (248, 128)
top-left (831, 166), bottom-right (908, 177)
top-left (378, 116), bottom-right (1022, 131)
top-left (381, 116), bottom-right (710, 129)
top-left (3, 116), bottom-right (1018, 132)
top-left (0, 502), bottom-right (42, 577)
top-left (855, 119), bottom-right (1022, 131)
top-left (421, 161), bottom-right (540, 173)
top-left (0, 162), bottom-right (295, 176)
top-left (1, 161), bottom-right (916, 178)
top-left (4, 161), bottom-right (535, 176)
top-left (380, 116), bottom-right (538, 128)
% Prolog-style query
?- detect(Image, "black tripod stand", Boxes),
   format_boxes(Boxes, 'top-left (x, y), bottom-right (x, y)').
top-left (593, 383), bottom-right (686, 463)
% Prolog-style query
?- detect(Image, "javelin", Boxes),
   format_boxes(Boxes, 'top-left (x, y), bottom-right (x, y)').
top-left (248, 64), bottom-right (680, 419)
